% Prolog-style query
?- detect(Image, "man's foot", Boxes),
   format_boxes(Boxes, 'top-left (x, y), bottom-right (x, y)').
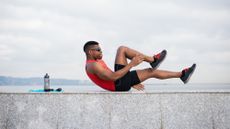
top-left (150, 50), bottom-right (167, 70)
top-left (180, 64), bottom-right (196, 84)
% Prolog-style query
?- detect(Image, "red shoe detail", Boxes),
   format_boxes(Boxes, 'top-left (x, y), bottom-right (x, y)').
top-left (183, 68), bottom-right (189, 72)
top-left (154, 53), bottom-right (161, 59)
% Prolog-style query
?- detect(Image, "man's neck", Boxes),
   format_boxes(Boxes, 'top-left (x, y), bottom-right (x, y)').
top-left (87, 56), bottom-right (97, 61)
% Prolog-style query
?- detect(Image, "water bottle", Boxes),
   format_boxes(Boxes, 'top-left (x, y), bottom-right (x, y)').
top-left (44, 73), bottom-right (50, 91)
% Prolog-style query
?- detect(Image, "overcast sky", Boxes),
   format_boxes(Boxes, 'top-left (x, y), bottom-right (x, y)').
top-left (0, 0), bottom-right (230, 84)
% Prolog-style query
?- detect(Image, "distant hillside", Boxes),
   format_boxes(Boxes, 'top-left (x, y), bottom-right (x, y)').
top-left (0, 76), bottom-right (92, 86)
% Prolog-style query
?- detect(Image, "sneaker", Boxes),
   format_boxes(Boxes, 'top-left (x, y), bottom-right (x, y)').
top-left (180, 64), bottom-right (196, 84)
top-left (150, 50), bottom-right (167, 69)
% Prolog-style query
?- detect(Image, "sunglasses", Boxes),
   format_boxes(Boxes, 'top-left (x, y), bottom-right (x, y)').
top-left (91, 48), bottom-right (102, 52)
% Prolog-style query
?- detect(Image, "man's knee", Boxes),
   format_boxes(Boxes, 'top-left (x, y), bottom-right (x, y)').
top-left (117, 46), bottom-right (127, 53)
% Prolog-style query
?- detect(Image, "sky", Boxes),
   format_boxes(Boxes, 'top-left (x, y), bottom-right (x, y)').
top-left (0, 0), bottom-right (230, 84)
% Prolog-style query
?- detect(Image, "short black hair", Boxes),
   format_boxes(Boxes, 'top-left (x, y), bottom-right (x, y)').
top-left (83, 41), bottom-right (99, 53)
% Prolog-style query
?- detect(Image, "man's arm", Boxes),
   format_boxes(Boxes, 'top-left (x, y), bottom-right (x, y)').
top-left (87, 55), bottom-right (144, 81)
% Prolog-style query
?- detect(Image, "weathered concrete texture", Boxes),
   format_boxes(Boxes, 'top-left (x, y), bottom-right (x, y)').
top-left (0, 92), bottom-right (230, 129)
top-left (6, 94), bottom-right (59, 129)
top-left (0, 94), bottom-right (9, 129)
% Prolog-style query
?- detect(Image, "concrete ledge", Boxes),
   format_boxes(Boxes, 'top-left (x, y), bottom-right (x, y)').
top-left (1, 92), bottom-right (230, 129)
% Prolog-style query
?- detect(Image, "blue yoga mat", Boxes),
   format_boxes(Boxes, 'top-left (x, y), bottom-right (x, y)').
top-left (29, 89), bottom-right (63, 93)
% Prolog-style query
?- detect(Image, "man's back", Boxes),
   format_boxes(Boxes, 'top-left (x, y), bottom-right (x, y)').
top-left (85, 59), bottom-right (115, 91)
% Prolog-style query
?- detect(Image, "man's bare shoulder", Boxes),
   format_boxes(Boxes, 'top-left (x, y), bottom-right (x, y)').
top-left (86, 62), bottom-right (103, 73)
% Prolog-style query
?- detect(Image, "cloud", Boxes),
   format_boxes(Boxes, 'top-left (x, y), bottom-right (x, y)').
top-left (0, 44), bottom-right (14, 61)
top-left (0, 0), bottom-right (230, 83)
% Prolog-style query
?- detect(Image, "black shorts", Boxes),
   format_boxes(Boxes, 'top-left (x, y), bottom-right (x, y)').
top-left (114, 64), bottom-right (141, 91)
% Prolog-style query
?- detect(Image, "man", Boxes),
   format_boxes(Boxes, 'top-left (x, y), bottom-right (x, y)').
top-left (84, 41), bottom-right (196, 91)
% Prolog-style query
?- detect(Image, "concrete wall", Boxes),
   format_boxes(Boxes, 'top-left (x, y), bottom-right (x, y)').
top-left (0, 92), bottom-right (230, 129)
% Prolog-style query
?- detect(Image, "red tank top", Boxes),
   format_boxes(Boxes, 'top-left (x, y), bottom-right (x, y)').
top-left (85, 60), bottom-right (115, 91)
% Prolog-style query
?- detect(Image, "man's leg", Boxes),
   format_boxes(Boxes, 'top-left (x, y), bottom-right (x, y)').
top-left (136, 68), bottom-right (182, 82)
top-left (115, 46), bottom-right (154, 65)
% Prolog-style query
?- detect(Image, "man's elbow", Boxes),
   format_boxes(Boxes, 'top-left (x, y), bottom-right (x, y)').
top-left (101, 73), bottom-right (119, 81)
top-left (100, 74), bottom-right (117, 81)
top-left (110, 74), bottom-right (120, 81)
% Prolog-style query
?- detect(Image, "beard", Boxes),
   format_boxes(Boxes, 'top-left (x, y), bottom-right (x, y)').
top-left (98, 54), bottom-right (103, 59)
top-left (95, 53), bottom-right (102, 60)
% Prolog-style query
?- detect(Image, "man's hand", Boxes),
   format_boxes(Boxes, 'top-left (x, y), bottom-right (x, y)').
top-left (130, 54), bottom-right (144, 67)
top-left (132, 83), bottom-right (145, 91)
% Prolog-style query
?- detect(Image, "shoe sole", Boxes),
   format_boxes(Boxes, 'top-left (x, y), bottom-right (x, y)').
top-left (152, 51), bottom-right (167, 70)
top-left (183, 64), bottom-right (196, 84)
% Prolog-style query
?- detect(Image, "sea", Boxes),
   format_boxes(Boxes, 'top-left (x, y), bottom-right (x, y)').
top-left (1, 83), bottom-right (230, 93)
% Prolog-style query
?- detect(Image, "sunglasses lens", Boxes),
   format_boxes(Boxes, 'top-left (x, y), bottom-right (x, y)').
top-left (92, 48), bottom-right (101, 52)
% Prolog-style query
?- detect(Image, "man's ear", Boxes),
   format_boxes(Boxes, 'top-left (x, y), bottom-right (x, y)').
top-left (88, 50), bottom-right (93, 56)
